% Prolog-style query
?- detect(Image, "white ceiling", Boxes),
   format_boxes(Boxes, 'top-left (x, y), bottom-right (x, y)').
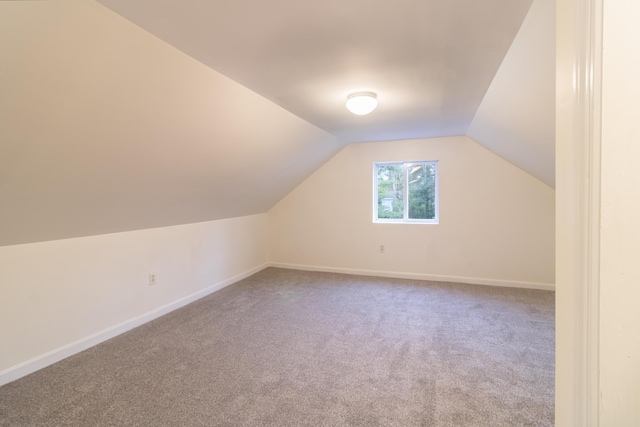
top-left (468, 0), bottom-right (555, 187)
top-left (0, 0), bottom-right (555, 246)
top-left (0, 1), bottom-right (341, 246)
top-left (97, 0), bottom-right (534, 143)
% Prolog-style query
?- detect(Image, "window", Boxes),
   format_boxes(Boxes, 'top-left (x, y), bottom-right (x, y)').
top-left (373, 161), bottom-right (438, 223)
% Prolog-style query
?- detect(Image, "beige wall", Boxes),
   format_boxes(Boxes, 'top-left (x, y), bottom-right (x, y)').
top-left (600, 0), bottom-right (640, 423)
top-left (0, 136), bottom-right (557, 386)
top-left (269, 136), bottom-right (555, 287)
top-left (0, 214), bottom-right (268, 384)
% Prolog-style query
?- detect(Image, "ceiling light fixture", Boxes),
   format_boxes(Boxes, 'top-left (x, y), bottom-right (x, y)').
top-left (346, 91), bottom-right (378, 115)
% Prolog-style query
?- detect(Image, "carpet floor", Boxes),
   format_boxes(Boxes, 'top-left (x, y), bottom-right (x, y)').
top-left (0, 268), bottom-right (555, 426)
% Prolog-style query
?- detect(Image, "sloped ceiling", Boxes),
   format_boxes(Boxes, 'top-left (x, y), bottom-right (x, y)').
top-left (0, 0), bottom-right (555, 247)
top-left (0, 1), bottom-right (342, 246)
top-left (467, 0), bottom-right (555, 187)
top-left (95, 0), bottom-right (555, 185)
top-left (96, 0), bottom-right (534, 143)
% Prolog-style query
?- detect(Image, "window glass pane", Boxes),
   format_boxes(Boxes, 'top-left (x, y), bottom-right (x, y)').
top-left (377, 164), bottom-right (404, 219)
top-left (408, 163), bottom-right (436, 219)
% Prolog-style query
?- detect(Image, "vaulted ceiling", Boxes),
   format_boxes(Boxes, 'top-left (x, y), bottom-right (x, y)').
top-left (96, 0), bottom-right (534, 143)
top-left (0, 0), bottom-right (554, 246)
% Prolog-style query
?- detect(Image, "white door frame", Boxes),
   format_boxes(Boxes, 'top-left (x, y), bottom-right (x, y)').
top-left (556, 0), bottom-right (602, 425)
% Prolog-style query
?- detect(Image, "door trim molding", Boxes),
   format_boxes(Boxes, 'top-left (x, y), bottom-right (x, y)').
top-left (558, 0), bottom-right (603, 424)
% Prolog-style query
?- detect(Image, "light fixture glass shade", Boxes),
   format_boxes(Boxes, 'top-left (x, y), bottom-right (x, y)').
top-left (346, 92), bottom-right (378, 115)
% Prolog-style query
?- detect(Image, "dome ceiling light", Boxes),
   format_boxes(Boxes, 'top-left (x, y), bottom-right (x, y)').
top-left (346, 91), bottom-right (378, 115)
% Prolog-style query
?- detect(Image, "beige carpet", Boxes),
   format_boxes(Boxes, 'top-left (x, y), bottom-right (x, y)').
top-left (0, 268), bottom-right (554, 426)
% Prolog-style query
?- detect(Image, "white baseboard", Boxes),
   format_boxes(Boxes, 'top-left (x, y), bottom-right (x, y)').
top-left (0, 263), bottom-right (269, 387)
top-left (0, 261), bottom-right (552, 387)
top-left (269, 262), bottom-right (555, 291)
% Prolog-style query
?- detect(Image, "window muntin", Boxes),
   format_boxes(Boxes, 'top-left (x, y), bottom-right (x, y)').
top-left (374, 161), bottom-right (438, 223)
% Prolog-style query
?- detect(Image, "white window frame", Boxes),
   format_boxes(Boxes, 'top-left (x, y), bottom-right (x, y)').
top-left (373, 161), bottom-right (439, 224)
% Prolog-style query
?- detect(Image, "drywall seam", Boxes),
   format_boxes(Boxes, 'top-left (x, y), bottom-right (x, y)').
top-left (0, 262), bottom-right (269, 387)
top-left (270, 263), bottom-right (555, 291)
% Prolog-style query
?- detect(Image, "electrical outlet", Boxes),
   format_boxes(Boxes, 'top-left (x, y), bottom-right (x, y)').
top-left (379, 245), bottom-right (385, 254)
top-left (149, 273), bottom-right (156, 286)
